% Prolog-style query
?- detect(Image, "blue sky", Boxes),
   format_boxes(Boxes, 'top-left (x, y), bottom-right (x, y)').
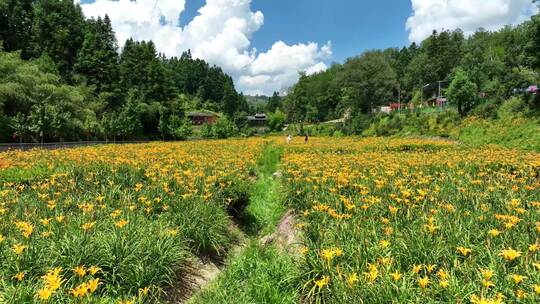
top-left (181, 0), bottom-right (412, 63)
top-left (79, 0), bottom-right (537, 95)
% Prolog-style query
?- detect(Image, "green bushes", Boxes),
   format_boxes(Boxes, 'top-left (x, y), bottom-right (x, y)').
top-left (201, 117), bottom-right (237, 139)
top-left (340, 113), bottom-right (372, 135)
top-left (451, 97), bottom-right (540, 150)
top-left (496, 97), bottom-right (531, 120)
top-left (303, 123), bottom-right (341, 137)
top-left (362, 110), bottom-right (461, 137)
top-left (267, 110), bottom-right (286, 132)
top-left (164, 116), bottom-right (193, 140)
top-left (468, 100), bottom-right (499, 119)
top-left (453, 116), bottom-right (540, 150)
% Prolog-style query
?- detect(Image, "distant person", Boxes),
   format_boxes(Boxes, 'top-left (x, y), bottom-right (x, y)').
top-left (286, 134), bottom-right (292, 144)
top-left (304, 134), bottom-right (308, 143)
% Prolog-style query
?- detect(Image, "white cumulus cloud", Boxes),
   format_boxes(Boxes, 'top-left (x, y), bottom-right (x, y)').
top-left (79, 0), bottom-right (331, 95)
top-left (240, 41), bottom-right (331, 95)
top-left (407, 0), bottom-right (538, 42)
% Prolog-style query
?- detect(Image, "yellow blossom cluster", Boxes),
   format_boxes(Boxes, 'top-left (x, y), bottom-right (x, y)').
top-left (281, 137), bottom-right (540, 302)
top-left (0, 139), bottom-right (264, 302)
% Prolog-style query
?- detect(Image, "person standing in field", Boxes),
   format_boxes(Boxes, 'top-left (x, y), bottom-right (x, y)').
top-left (304, 134), bottom-right (308, 143)
top-left (286, 134), bottom-right (292, 144)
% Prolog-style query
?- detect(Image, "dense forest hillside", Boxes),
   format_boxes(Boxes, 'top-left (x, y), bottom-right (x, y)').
top-left (0, 0), bottom-right (248, 142)
top-left (280, 10), bottom-right (540, 136)
top-left (1, 0), bottom-right (539, 143)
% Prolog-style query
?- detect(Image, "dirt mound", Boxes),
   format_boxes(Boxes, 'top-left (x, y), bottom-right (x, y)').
top-left (164, 257), bottom-right (219, 303)
top-left (260, 210), bottom-right (302, 254)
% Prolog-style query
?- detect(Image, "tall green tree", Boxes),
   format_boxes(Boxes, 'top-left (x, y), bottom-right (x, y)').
top-left (447, 69), bottom-right (478, 116)
top-left (31, 0), bottom-right (86, 80)
top-left (0, 0), bottom-right (34, 56)
top-left (168, 50), bottom-right (246, 116)
top-left (0, 51), bottom-right (88, 142)
top-left (75, 15), bottom-right (119, 95)
top-left (337, 51), bottom-right (398, 114)
top-left (266, 92), bottom-right (282, 113)
top-left (119, 39), bottom-right (174, 104)
top-left (283, 64), bottom-right (341, 122)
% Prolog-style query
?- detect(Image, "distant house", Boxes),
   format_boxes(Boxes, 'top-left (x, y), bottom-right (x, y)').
top-left (380, 106), bottom-right (392, 114)
top-left (247, 113), bottom-right (267, 126)
top-left (187, 112), bottom-right (219, 125)
top-left (513, 85), bottom-right (538, 95)
top-left (426, 97), bottom-right (447, 107)
top-left (373, 106), bottom-right (392, 114)
top-left (389, 103), bottom-right (402, 111)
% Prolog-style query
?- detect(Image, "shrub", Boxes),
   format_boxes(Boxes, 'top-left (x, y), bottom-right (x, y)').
top-left (213, 116), bottom-right (236, 139)
top-left (200, 117), bottom-right (237, 139)
top-left (447, 69), bottom-right (479, 116)
top-left (497, 97), bottom-right (530, 120)
top-left (167, 116), bottom-right (193, 140)
top-left (201, 123), bottom-right (214, 138)
top-left (341, 113), bottom-right (372, 135)
top-left (469, 100), bottom-right (499, 119)
top-left (267, 110), bottom-right (286, 132)
top-left (303, 123), bottom-right (339, 136)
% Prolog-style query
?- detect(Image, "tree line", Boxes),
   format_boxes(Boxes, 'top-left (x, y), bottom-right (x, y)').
top-left (0, 0), bottom-right (249, 142)
top-left (279, 8), bottom-right (540, 131)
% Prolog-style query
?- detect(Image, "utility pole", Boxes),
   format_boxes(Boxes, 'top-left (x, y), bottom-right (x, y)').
top-left (398, 86), bottom-right (401, 112)
top-left (421, 83), bottom-right (430, 103)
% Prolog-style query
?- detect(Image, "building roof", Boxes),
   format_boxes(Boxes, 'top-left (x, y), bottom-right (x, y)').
top-left (247, 113), bottom-right (267, 121)
top-left (187, 111), bottom-right (219, 117)
top-left (247, 116), bottom-right (267, 121)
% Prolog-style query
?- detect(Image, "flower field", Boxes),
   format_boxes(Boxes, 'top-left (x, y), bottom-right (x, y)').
top-left (1, 137), bottom-right (539, 303)
top-left (0, 139), bottom-right (263, 303)
top-left (281, 137), bottom-right (540, 303)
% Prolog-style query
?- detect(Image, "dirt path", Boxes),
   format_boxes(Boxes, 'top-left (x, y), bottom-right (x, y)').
top-left (178, 210), bottom-right (299, 303)
top-left (260, 210), bottom-right (302, 255)
top-left (176, 143), bottom-right (300, 303)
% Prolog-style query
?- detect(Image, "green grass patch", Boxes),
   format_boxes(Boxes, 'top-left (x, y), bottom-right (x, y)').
top-left (190, 242), bottom-right (300, 304)
top-left (256, 143), bottom-right (283, 176)
top-left (244, 175), bottom-right (286, 235)
top-left (244, 143), bottom-right (286, 235)
top-left (453, 117), bottom-right (540, 151)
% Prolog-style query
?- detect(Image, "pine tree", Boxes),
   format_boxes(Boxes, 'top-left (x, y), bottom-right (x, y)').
top-left (266, 92), bottom-right (282, 113)
top-left (0, 0), bottom-right (34, 57)
top-left (118, 40), bottom-right (174, 104)
top-left (75, 15), bottom-right (119, 94)
top-left (31, 0), bottom-right (86, 80)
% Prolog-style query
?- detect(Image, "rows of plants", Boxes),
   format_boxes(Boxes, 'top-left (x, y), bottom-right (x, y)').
top-left (281, 137), bottom-right (540, 303)
top-left (0, 139), bottom-right (264, 303)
